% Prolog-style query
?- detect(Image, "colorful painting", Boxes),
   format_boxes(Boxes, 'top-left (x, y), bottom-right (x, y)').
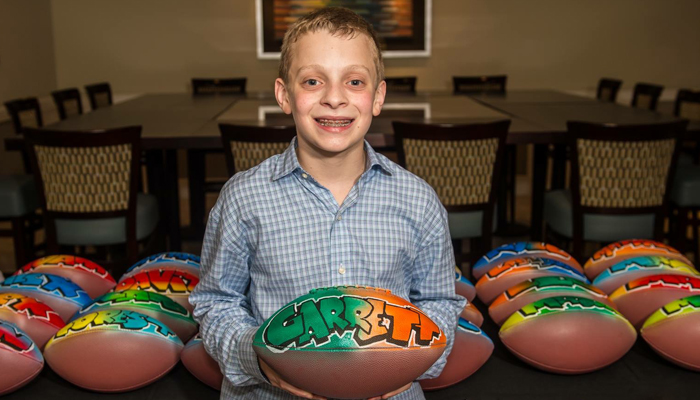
top-left (256, 0), bottom-right (430, 58)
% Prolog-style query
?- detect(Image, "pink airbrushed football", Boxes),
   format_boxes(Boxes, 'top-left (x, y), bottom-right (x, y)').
top-left (500, 296), bottom-right (636, 374)
top-left (0, 321), bottom-right (44, 396)
top-left (253, 286), bottom-right (446, 399)
top-left (44, 310), bottom-right (184, 392)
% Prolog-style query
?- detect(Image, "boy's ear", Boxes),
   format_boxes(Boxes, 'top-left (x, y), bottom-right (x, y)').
top-left (275, 78), bottom-right (292, 114)
top-left (372, 80), bottom-right (387, 117)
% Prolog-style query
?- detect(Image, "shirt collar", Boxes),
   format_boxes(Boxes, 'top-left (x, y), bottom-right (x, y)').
top-left (272, 137), bottom-right (394, 181)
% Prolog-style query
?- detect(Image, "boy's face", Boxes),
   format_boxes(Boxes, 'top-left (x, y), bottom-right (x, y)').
top-left (275, 29), bottom-right (386, 159)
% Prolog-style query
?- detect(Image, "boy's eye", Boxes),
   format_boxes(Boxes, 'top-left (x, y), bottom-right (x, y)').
top-left (305, 79), bottom-right (318, 86)
top-left (349, 80), bottom-right (363, 86)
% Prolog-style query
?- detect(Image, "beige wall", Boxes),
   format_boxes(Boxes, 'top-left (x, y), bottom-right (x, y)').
top-left (0, 0), bottom-right (56, 104)
top-left (50, 0), bottom-right (700, 94)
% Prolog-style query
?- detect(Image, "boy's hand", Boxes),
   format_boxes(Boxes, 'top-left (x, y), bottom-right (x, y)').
top-left (258, 358), bottom-right (327, 400)
top-left (367, 382), bottom-right (413, 400)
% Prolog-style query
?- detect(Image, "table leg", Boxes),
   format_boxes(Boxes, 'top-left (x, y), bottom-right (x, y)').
top-left (530, 144), bottom-right (549, 241)
top-left (496, 147), bottom-right (510, 230)
top-left (551, 144), bottom-right (567, 190)
top-left (145, 150), bottom-right (168, 251)
top-left (496, 145), bottom-right (529, 237)
top-left (187, 149), bottom-right (207, 239)
top-left (145, 150), bottom-right (163, 196)
top-left (165, 149), bottom-right (182, 251)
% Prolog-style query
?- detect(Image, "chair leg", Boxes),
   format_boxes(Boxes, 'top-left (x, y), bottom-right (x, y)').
top-left (452, 238), bottom-right (462, 265)
top-left (681, 208), bottom-right (691, 255)
top-left (507, 145), bottom-right (516, 223)
top-left (693, 209), bottom-right (700, 263)
top-left (11, 217), bottom-right (28, 269)
top-left (673, 206), bottom-right (694, 259)
top-left (572, 237), bottom-right (584, 265)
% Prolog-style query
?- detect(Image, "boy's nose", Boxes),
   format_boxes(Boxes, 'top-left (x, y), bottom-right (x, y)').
top-left (321, 83), bottom-right (348, 108)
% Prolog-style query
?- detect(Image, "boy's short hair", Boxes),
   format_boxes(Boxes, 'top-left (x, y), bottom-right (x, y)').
top-left (279, 7), bottom-right (385, 86)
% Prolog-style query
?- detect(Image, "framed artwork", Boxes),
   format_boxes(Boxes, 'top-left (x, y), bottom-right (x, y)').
top-left (255, 0), bottom-right (432, 59)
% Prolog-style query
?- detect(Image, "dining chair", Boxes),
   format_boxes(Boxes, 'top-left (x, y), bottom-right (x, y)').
top-left (670, 89), bottom-right (700, 258)
top-left (4, 97), bottom-right (43, 134)
top-left (674, 89), bottom-right (700, 120)
top-left (22, 126), bottom-right (161, 278)
top-left (2, 98), bottom-right (44, 267)
top-left (596, 78), bottom-right (622, 103)
top-left (631, 83), bottom-right (664, 111)
top-left (452, 75), bottom-right (518, 235)
top-left (51, 88), bottom-right (83, 120)
top-left (544, 121), bottom-right (686, 262)
top-left (453, 75), bottom-right (507, 94)
top-left (219, 124), bottom-right (297, 176)
top-left (393, 120), bottom-right (510, 270)
top-left (384, 77), bottom-right (417, 94)
top-left (4, 97), bottom-right (43, 173)
top-left (0, 175), bottom-right (40, 268)
top-left (188, 77), bottom-right (248, 238)
top-left (85, 82), bottom-right (113, 110)
top-left (192, 78), bottom-right (247, 95)
top-left (673, 89), bottom-right (700, 166)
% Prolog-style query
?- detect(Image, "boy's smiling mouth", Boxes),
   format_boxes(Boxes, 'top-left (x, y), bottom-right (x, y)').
top-left (314, 117), bottom-right (354, 127)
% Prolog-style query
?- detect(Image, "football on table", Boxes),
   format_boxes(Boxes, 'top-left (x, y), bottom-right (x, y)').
top-left (641, 295), bottom-right (700, 371)
top-left (253, 286), bottom-right (446, 399)
top-left (499, 296), bottom-right (636, 374)
top-left (181, 333), bottom-right (223, 390)
top-left (0, 273), bottom-right (92, 321)
top-left (122, 252), bottom-right (201, 279)
top-left (584, 239), bottom-right (692, 280)
top-left (15, 255), bottom-right (116, 298)
top-left (472, 242), bottom-right (582, 280)
top-left (44, 309), bottom-right (183, 392)
top-left (419, 318), bottom-right (493, 391)
top-left (0, 321), bottom-right (44, 396)
top-left (0, 292), bottom-right (65, 349)
top-left (489, 276), bottom-right (612, 326)
top-left (593, 256), bottom-right (699, 294)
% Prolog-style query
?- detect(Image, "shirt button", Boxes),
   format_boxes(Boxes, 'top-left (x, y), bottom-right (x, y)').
top-left (338, 266), bottom-right (346, 274)
top-left (302, 173), bottom-right (308, 179)
top-left (337, 215), bottom-right (342, 221)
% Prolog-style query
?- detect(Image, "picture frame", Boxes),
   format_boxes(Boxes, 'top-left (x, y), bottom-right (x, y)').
top-left (255, 0), bottom-right (432, 59)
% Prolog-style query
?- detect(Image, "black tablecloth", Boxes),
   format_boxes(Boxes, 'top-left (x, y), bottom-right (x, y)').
top-left (7, 299), bottom-right (700, 399)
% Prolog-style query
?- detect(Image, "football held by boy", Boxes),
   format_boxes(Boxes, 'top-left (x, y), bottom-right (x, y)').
top-left (190, 7), bottom-right (465, 400)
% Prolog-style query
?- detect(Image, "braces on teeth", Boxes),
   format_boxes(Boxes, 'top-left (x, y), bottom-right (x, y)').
top-left (317, 119), bottom-right (352, 127)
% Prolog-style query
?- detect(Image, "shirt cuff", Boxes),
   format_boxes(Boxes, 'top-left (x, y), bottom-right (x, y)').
top-left (238, 326), bottom-right (268, 383)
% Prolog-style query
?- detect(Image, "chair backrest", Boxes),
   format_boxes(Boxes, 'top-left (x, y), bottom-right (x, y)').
top-left (631, 83), bottom-right (664, 111)
top-left (453, 75), bottom-right (507, 94)
top-left (192, 78), bottom-right (247, 95)
top-left (23, 126), bottom-right (142, 253)
top-left (4, 97), bottom-right (43, 134)
top-left (568, 121), bottom-right (686, 244)
top-left (596, 78), bottom-right (622, 103)
top-left (384, 77), bottom-right (417, 93)
top-left (51, 88), bottom-right (83, 120)
top-left (85, 82), bottom-right (113, 110)
top-left (674, 89), bottom-right (700, 120)
top-left (219, 124), bottom-right (296, 176)
top-left (393, 120), bottom-right (510, 213)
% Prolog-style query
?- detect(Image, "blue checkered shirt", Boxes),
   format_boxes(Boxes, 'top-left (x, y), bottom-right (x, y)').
top-left (190, 139), bottom-right (465, 400)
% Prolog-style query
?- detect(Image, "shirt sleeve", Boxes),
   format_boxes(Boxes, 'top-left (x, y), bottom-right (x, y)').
top-left (410, 194), bottom-right (466, 380)
top-left (189, 181), bottom-right (267, 386)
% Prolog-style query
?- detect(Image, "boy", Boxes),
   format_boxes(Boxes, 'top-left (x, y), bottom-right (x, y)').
top-left (190, 7), bottom-right (465, 400)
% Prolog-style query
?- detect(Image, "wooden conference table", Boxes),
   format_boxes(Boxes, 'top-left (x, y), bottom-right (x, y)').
top-left (5, 90), bottom-right (694, 249)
